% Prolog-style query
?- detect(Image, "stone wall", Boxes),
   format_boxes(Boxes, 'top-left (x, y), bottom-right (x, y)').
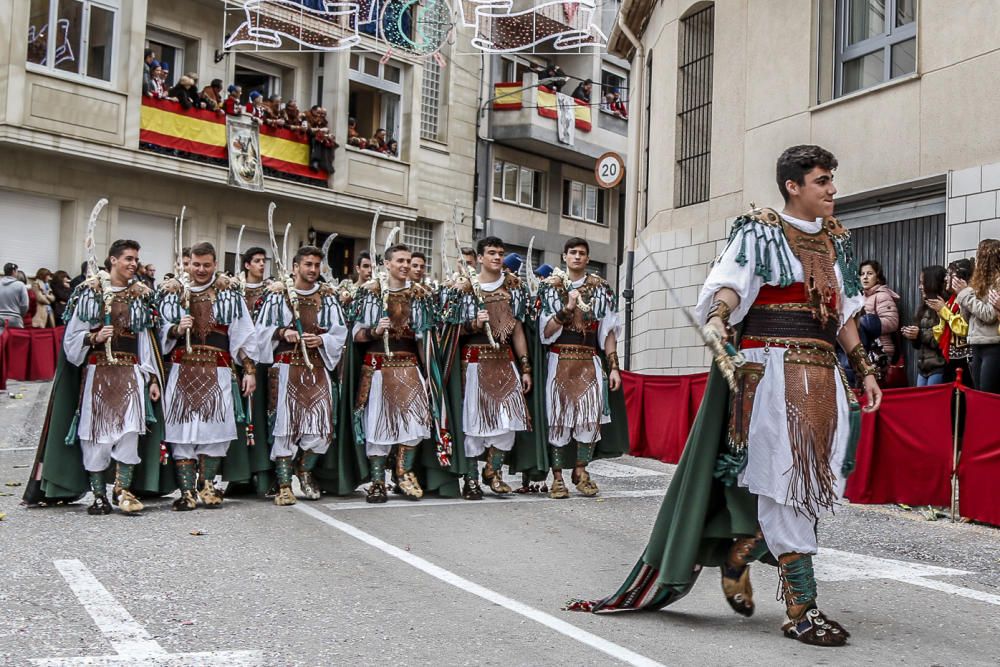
top-left (947, 162), bottom-right (1000, 262)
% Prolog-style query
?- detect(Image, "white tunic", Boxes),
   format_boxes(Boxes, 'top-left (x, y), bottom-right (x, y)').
top-left (256, 284), bottom-right (348, 439)
top-left (159, 282), bottom-right (259, 444)
top-left (64, 286), bottom-right (160, 445)
top-left (694, 213), bottom-right (866, 516)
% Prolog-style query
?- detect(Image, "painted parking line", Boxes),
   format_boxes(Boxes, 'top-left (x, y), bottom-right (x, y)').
top-left (294, 503), bottom-right (666, 667)
top-left (31, 559), bottom-right (262, 666)
top-left (324, 488), bottom-right (666, 511)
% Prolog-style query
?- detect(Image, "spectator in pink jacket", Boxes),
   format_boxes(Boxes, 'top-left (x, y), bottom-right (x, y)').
top-left (859, 260), bottom-right (900, 360)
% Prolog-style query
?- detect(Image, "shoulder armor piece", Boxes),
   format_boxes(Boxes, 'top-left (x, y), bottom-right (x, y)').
top-left (503, 273), bottom-right (523, 291)
top-left (823, 216), bottom-right (849, 238)
top-left (267, 281), bottom-right (287, 294)
top-left (213, 273), bottom-right (233, 291)
top-left (159, 278), bottom-right (183, 295)
top-left (127, 281), bottom-right (152, 299)
top-left (318, 282), bottom-right (337, 298)
top-left (743, 206), bottom-right (783, 227)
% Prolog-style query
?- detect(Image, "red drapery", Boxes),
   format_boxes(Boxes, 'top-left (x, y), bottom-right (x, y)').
top-left (621, 371), bottom-right (707, 464)
top-left (957, 389), bottom-right (1000, 526)
top-left (0, 326), bottom-right (64, 386)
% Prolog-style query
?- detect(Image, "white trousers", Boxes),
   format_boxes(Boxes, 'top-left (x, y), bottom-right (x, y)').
top-left (171, 440), bottom-right (230, 460)
top-left (549, 426), bottom-right (601, 448)
top-left (80, 434), bottom-right (140, 472)
top-left (271, 433), bottom-right (330, 460)
top-left (366, 437), bottom-right (421, 458)
top-left (464, 431), bottom-right (516, 458)
top-left (758, 495), bottom-right (819, 556)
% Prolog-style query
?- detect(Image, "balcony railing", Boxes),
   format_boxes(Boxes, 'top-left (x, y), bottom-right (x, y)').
top-left (138, 97), bottom-right (330, 187)
top-left (492, 82), bottom-right (593, 131)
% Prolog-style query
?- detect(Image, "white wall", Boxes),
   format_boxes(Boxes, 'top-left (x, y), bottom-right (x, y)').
top-left (0, 190), bottom-right (61, 276)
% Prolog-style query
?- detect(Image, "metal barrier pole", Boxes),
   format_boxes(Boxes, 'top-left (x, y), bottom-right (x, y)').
top-left (950, 369), bottom-right (963, 522)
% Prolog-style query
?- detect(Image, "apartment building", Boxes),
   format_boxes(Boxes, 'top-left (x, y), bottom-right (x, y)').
top-left (0, 0), bottom-right (479, 280)
top-left (611, 0), bottom-right (1000, 376)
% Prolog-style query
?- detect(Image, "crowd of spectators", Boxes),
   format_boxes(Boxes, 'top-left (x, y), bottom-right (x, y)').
top-left (141, 48), bottom-right (405, 175)
top-left (527, 63), bottom-right (629, 120)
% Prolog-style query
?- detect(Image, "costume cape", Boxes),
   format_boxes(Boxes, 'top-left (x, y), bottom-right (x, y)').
top-left (219, 363), bottom-right (273, 496)
top-left (568, 362), bottom-right (859, 613)
top-left (23, 331), bottom-right (173, 504)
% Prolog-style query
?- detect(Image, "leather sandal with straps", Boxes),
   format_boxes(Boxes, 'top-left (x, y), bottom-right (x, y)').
top-left (782, 607), bottom-right (849, 647)
top-left (571, 469), bottom-right (599, 497)
top-left (549, 478), bottom-right (569, 499)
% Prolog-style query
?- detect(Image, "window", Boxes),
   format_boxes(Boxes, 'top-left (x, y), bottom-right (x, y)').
top-left (420, 59), bottom-right (443, 141)
top-left (402, 219), bottom-right (434, 275)
top-left (234, 56), bottom-right (284, 103)
top-left (27, 0), bottom-right (118, 83)
top-left (145, 29), bottom-right (187, 89)
top-left (349, 54), bottom-right (404, 156)
top-left (600, 68), bottom-right (628, 106)
top-left (562, 180), bottom-right (606, 225)
top-left (500, 55), bottom-right (541, 83)
top-left (675, 5), bottom-right (714, 208)
top-left (492, 160), bottom-right (545, 209)
top-left (833, 0), bottom-right (917, 97)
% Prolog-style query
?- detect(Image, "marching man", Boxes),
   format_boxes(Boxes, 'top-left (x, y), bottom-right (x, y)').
top-left (256, 245), bottom-right (347, 505)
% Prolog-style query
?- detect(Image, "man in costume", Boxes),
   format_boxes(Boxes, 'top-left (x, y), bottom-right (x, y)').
top-left (352, 244), bottom-right (438, 503)
top-left (568, 145), bottom-right (882, 647)
top-left (538, 238), bottom-right (622, 499)
top-left (445, 236), bottom-right (533, 499)
top-left (410, 251), bottom-right (428, 285)
top-left (256, 246), bottom-right (347, 505)
top-left (61, 240), bottom-right (161, 515)
top-left (158, 242), bottom-right (258, 511)
top-left (241, 246), bottom-right (270, 316)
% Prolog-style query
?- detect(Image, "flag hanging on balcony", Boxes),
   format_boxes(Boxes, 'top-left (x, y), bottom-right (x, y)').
top-left (226, 115), bottom-right (264, 191)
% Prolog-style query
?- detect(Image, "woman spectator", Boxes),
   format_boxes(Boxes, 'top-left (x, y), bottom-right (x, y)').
top-left (30, 268), bottom-right (55, 328)
top-left (306, 105), bottom-right (338, 172)
top-left (347, 117), bottom-right (367, 149)
top-left (223, 85), bottom-right (244, 116)
top-left (282, 99), bottom-right (306, 132)
top-left (17, 270), bottom-right (37, 327)
top-left (958, 238), bottom-right (1000, 393)
top-left (859, 259), bottom-right (901, 364)
top-left (201, 79), bottom-right (224, 112)
top-left (263, 94), bottom-right (284, 129)
top-left (50, 270), bottom-right (72, 322)
top-left (385, 139), bottom-right (399, 158)
top-left (168, 75), bottom-right (204, 110)
top-left (247, 91), bottom-right (267, 121)
top-left (901, 265), bottom-right (948, 386)
top-left (936, 259), bottom-right (974, 385)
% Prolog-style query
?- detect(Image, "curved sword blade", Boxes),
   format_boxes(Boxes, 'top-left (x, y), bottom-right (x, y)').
top-left (84, 198), bottom-right (109, 277)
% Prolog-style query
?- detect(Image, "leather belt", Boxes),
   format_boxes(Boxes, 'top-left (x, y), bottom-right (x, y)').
top-left (363, 351), bottom-right (419, 370)
top-left (88, 351), bottom-right (138, 367)
top-left (170, 345), bottom-right (232, 367)
top-left (462, 343), bottom-right (513, 364)
top-left (550, 344), bottom-right (598, 360)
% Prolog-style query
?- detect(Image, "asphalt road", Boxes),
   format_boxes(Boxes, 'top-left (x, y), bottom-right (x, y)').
top-left (1, 379), bottom-right (997, 666)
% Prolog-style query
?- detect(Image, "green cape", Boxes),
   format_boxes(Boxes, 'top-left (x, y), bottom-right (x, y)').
top-left (23, 339), bottom-right (174, 504)
top-left (315, 338), bottom-right (369, 496)
top-left (219, 363), bottom-right (274, 496)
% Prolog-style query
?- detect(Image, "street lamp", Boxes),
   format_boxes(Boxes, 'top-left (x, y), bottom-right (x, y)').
top-left (471, 76), bottom-right (563, 237)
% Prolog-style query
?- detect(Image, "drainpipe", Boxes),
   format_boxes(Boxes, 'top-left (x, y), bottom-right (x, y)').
top-left (617, 12), bottom-right (644, 371)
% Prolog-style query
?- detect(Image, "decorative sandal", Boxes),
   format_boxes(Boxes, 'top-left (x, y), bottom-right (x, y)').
top-left (782, 607), bottom-right (849, 647)
top-left (720, 566), bottom-right (754, 617)
top-left (462, 478), bottom-right (484, 500)
top-left (549, 478), bottom-right (569, 499)
top-left (366, 481), bottom-right (388, 504)
top-left (571, 469), bottom-right (599, 497)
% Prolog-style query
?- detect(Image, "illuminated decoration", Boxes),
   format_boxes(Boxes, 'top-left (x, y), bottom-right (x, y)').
top-left (221, 0), bottom-right (605, 57)
top-left (468, 0), bottom-right (607, 53)
top-left (27, 19), bottom-right (76, 67)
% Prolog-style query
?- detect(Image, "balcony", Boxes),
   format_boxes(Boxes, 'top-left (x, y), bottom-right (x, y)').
top-left (489, 73), bottom-right (628, 168)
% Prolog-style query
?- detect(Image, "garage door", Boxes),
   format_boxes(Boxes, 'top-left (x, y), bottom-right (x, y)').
top-left (0, 191), bottom-right (60, 276)
top-left (117, 210), bottom-right (176, 283)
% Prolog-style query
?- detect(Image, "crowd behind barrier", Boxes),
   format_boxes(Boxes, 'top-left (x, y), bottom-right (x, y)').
top-left (620, 370), bottom-right (1000, 528)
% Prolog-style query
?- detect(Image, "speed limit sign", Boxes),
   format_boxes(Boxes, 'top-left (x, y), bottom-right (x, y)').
top-left (594, 152), bottom-right (625, 189)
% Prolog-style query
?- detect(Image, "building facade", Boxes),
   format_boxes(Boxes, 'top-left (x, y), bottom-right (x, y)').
top-left (0, 0), bottom-right (480, 281)
top-left (474, 0), bottom-right (630, 284)
top-left (611, 0), bottom-right (1000, 375)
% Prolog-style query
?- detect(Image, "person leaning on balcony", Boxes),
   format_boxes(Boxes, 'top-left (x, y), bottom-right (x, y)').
top-left (142, 48), bottom-right (156, 96)
top-left (571, 79), bottom-right (592, 103)
top-left (223, 85), bottom-right (244, 116)
top-left (31, 268), bottom-right (55, 328)
top-left (347, 117), bottom-right (366, 149)
top-left (957, 238), bottom-right (1000, 393)
top-left (169, 76), bottom-right (204, 111)
top-left (367, 128), bottom-right (388, 153)
top-left (201, 79), bottom-right (224, 113)
top-left (0, 263), bottom-right (29, 331)
top-left (282, 99), bottom-right (306, 132)
top-left (307, 106), bottom-right (338, 172)
top-left (263, 94), bottom-right (284, 129)
top-left (247, 91), bottom-right (266, 122)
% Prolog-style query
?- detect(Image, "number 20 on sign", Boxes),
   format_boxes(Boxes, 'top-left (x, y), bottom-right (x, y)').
top-left (595, 152), bottom-right (625, 189)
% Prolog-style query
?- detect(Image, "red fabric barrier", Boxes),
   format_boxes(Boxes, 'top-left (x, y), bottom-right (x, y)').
top-left (0, 325), bottom-right (8, 390)
top-left (0, 326), bottom-right (64, 383)
top-left (843, 384), bottom-right (953, 506)
top-left (621, 371), bottom-right (708, 464)
top-left (957, 389), bottom-right (1000, 527)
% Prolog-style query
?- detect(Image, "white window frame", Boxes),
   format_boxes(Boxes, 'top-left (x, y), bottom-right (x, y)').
top-left (492, 159), bottom-right (545, 211)
top-left (402, 219), bottom-right (434, 276)
top-left (349, 54), bottom-right (405, 156)
top-left (420, 58), bottom-right (443, 142)
top-left (563, 179), bottom-right (606, 225)
top-left (600, 64), bottom-right (628, 109)
top-left (26, 0), bottom-right (121, 87)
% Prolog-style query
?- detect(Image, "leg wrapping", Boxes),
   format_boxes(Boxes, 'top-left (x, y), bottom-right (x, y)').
top-left (575, 441), bottom-right (596, 466)
top-left (274, 456), bottom-right (295, 487)
top-left (174, 459), bottom-right (197, 491)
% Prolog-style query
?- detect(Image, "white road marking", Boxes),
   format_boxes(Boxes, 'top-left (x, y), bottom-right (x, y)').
top-left (31, 559), bottom-right (262, 666)
top-left (324, 488), bottom-right (666, 511)
top-left (817, 548), bottom-right (1000, 607)
top-left (294, 503), bottom-right (667, 667)
top-left (586, 459), bottom-right (666, 478)
top-left (0, 446), bottom-right (36, 451)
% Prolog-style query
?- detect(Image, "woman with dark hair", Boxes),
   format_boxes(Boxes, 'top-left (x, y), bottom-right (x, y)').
top-left (858, 259), bottom-right (900, 367)
top-left (50, 269), bottom-right (72, 322)
top-left (958, 239), bottom-right (1000, 393)
top-left (901, 265), bottom-right (948, 386)
top-left (30, 268), bottom-right (55, 328)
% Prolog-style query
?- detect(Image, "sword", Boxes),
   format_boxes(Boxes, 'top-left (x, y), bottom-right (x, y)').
top-left (320, 232), bottom-right (338, 284)
top-left (174, 206), bottom-right (193, 353)
top-left (84, 198), bottom-right (115, 363)
top-left (267, 203), bottom-right (313, 370)
top-left (524, 235), bottom-right (540, 296)
top-left (635, 234), bottom-right (745, 392)
top-left (235, 224), bottom-right (246, 287)
top-left (452, 214), bottom-right (497, 348)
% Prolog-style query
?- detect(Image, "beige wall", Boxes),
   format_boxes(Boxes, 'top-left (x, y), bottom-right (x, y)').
top-left (621, 0), bottom-right (1000, 373)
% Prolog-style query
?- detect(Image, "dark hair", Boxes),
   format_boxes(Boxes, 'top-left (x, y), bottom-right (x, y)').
top-left (563, 237), bottom-right (589, 254)
top-left (211, 78), bottom-right (223, 89)
top-left (355, 251), bottom-right (371, 266)
top-left (460, 246), bottom-right (476, 257)
top-left (34, 268), bottom-right (52, 282)
top-left (182, 246), bottom-right (192, 258)
top-left (189, 242), bottom-right (216, 260)
top-left (144, 48), bottom-right (155, 60)
top-left (348, 117), bottom-right (357, 125)
top-left (859, 259), bottom-right (886, 286)
top-left (384, 244), bottom-right (411, 261)
top-left (109, 239), bottom-right (141, 260)
top-left (476, 236), bottom-right (505, 256)
top-left (947, 258), bottom-right (974, 282)
top-left (410, 251), bottom-right (427, 262)
top-left (241, 246), bottom-right (267, 271)
top-left (3, 262), bottom-right (17, 276)
top-left (292, 245), bottom-right (324, 265)
top-left (775, 145), bottom-right (839, 202)
top-left (917, 265), bottom-right (948, 323)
